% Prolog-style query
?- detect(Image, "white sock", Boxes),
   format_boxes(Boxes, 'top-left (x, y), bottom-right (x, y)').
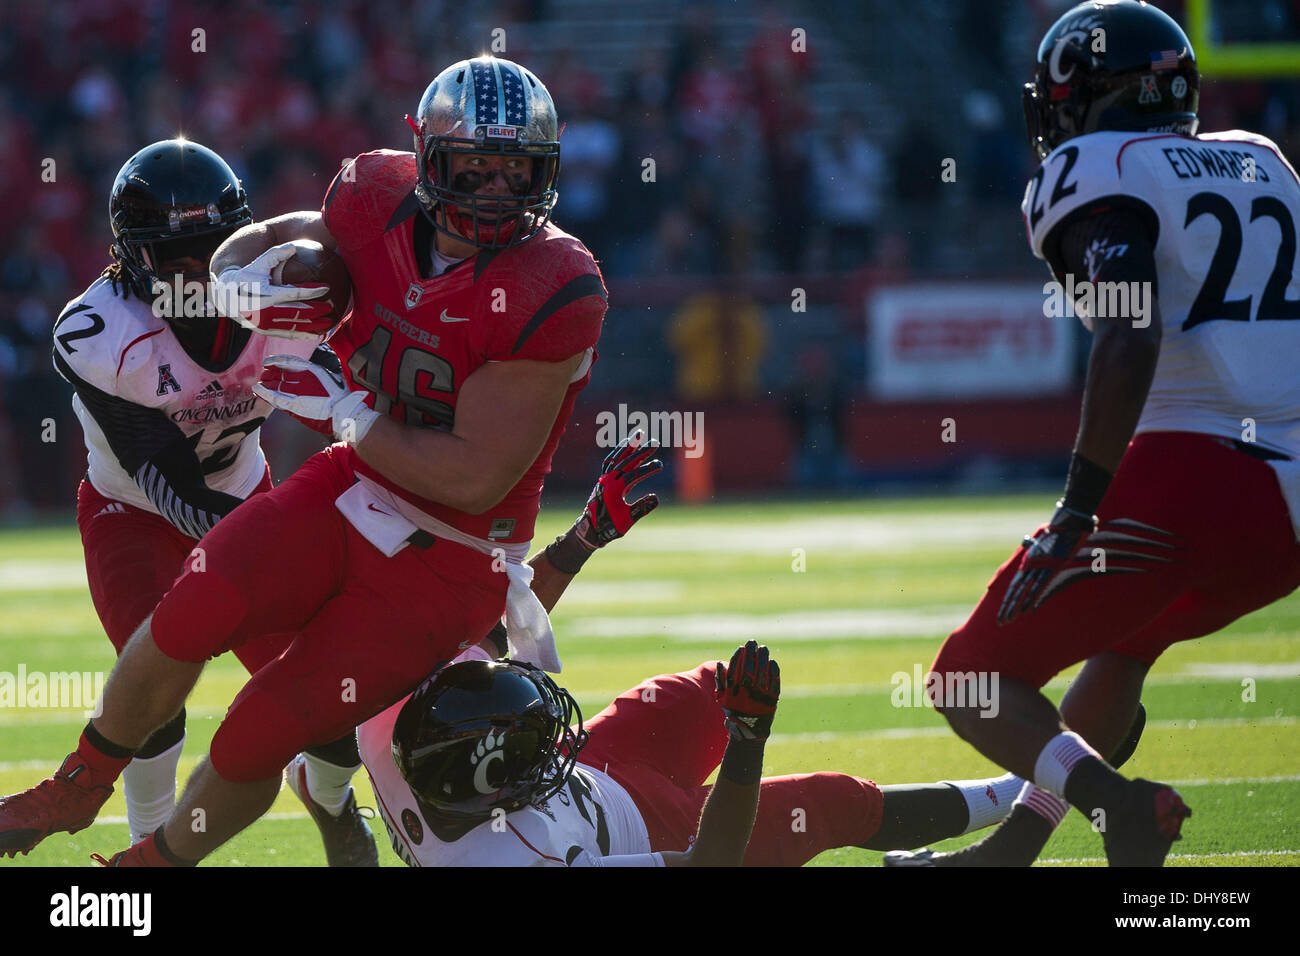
top-left (304, 752), bottom-right (359, 817)
top-left (941, 773), bottom-right (1023, 834)
top-left (123, 735), bottom-right (184, 846)
top-left (1013, 780), bottom-right (1072, 827)
top-left (1033, 731), bottom-right (1102, 800)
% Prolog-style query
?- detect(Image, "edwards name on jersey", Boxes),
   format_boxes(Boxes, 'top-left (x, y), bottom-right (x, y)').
top-left (53, 277), bottom-right (316, 536)
top-left (1023, 128), bottom-right (1300, 462)
top-left (322, 149), bottom-right (608, 544)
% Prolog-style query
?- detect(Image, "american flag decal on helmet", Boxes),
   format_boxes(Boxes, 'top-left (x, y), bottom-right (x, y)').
top-left (499, 62), bottom-right (527, 127)
top-left (471, 60), bottom-right (500, 125)
top-left (1150, 49), bottom-right (1179, 71)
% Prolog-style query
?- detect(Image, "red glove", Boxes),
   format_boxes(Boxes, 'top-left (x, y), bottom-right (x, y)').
top-left (572, 431), bottom-right (663, 550)
top-left (715, 641), bottom-right (781, 742)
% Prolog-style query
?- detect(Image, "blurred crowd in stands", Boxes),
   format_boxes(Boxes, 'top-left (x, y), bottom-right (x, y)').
top-left (1, 0), bottom-right (1298, 511)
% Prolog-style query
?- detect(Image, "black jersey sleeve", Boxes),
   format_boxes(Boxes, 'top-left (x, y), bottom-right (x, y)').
top-left (1052, 205), bottom-right (1159, 292)
top-left (54, 349), bottom-right (244, 537)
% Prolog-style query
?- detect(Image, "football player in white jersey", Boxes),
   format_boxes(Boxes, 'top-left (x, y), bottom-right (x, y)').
top-left (892, 0), bottom-right (1300, 867)
top-left (363, 641), bottom-right (1037, 867)
top-left (36, 139), bottom-right (376, 865)
top-left (358, 439), bottom-right (1034, 867)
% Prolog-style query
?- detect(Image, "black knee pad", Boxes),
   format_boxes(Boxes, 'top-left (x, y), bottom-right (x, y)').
top-left (1109, 702), bottom-right (1146, 769)
top-left (305, 729), bottom-right (360, 768)
top-left (137, 708), bottom-right (186, 759)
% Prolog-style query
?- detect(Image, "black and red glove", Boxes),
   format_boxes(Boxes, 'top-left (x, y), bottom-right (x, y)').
top-left (572, 431), bottom-right (663, 549)
top-left (996, 501), bottom-right (1097, 625)
top-left (715, 641), bottom-right (781, 742)
top-left (545, 431), bottom-right (663, 574)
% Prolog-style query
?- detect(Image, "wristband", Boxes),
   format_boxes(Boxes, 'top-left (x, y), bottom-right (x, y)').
top-left (718, 738), bottom-right (765, 785)
top-left (544, 529), bottom-right (595, 575)
top-left (1061, 452), bottom-right (1113, 516)
top-left (332, 392), bottom-right (380, 445)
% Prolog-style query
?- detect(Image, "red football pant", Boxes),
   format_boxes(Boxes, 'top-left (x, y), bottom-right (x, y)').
top-left (934, 432), bottom-right (1300, 687)
top-left (148, 444), bottom-right (508, 782)
top-left (579, 663), bottom-right (883, 866)
top-left (76, 470), bottom-right (288, 674)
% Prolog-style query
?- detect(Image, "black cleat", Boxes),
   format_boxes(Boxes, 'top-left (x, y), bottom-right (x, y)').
top-left (1102, 778), bottom-right (1191, 867)
top-left (286, 756), bottom-right (379, 867)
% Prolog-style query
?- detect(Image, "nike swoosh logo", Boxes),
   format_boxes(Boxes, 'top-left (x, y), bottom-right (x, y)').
top-left (367, 503), bottom-right (390, 515)
top-left (440, 309), bottom-right (471, 323)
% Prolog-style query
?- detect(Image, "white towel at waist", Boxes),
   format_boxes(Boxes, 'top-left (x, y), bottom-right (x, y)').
top-left (334, 474), bottom-right (561, 672)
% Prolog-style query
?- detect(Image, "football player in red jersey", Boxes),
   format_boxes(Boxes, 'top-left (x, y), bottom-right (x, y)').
top-left (0, 57), bottom-right (608, 867)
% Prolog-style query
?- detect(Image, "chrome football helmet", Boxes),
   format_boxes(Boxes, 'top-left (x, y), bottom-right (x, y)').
top-left (392, 659), bottom-right (586, 824)
top-left (408, 56), bottom-right (561, 250)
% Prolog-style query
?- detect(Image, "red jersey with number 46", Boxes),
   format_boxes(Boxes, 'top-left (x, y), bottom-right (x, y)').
top-left (322, 150), bottom-right (606, 543)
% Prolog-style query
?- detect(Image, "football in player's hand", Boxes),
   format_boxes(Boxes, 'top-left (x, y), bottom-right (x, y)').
top-left (272, 240), bottom-right (353, 324)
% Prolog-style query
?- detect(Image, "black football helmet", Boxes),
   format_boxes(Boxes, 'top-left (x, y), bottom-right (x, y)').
top-left (1023, 0), bottom-right (1199, 161)
top-left (392, 659), bottom-right (586, 825)
top-left (108, 139), bottom-right (252, 302)
top-left (408, 56), bottom-right (560, 250)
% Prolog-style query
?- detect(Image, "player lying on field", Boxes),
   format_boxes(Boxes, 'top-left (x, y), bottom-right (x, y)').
top-left (0, 56), bottom-right (610, 866)
top-left (46, 138), bottom-right (375, 866)
top-left (363, 637), bottom-right (1046, 867)
top-left (354, 460), bottom-right (1063, 866)
top-left (895, 0), bottom-right (1300, 867)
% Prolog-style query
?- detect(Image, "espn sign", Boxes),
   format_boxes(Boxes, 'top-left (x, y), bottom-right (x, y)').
top-left (867, 284), bottom-right (1074, 399)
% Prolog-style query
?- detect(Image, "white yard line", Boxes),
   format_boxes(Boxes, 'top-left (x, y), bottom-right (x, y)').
top-left (1038, 848), bottom-right (1299, 864)
top-left (763, 716), bottom-right (1297, 746)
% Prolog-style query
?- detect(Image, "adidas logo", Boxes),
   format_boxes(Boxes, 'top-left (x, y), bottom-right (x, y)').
top-left (197, 380), bottom-right (224, 396)
top-left (94, 503), bottom-right (127, 517)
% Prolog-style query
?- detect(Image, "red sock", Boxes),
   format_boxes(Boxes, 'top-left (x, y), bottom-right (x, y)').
top-left (69, 728), bottom-right (133, 789)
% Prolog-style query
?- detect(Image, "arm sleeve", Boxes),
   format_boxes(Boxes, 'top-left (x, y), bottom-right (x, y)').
top-left (1052, 206), bottom-right (1159, 291)
top-left (54, 349), bottom-right (244, 538)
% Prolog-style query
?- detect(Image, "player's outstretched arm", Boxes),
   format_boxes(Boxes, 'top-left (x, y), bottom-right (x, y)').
top-left (999, 209), bottom-right (1162, 625)
top-left (663, 641), bottom-right (780, 867)
top-left (531, 431), bottom-right (663, 609)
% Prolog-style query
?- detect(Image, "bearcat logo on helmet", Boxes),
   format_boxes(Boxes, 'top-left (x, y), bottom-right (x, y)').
top-left (1024, 0), bottom-right (1198, 161)
top-left (391, 660), bottom-right (587, 823)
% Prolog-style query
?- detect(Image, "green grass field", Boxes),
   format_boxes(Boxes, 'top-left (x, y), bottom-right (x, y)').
top-left (1, 494), bottom-right (1297, 867)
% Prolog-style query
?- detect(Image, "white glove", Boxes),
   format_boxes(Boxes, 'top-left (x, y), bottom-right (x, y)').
top-left (211, 242), bottom-right (332, 341)
top-left (253, 354), bottom-right (381, 443)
